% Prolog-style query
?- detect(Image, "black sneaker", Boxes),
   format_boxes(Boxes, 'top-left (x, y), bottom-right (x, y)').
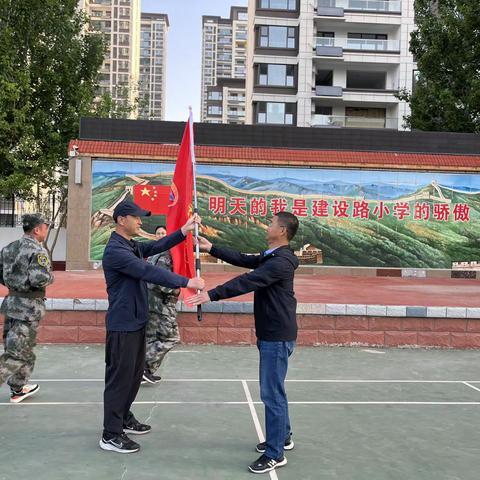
top-left (248, 454), bottom-right (287, 474)
top-left (142, 371), bottom-right (162, 385)
top-left (99, 433), bottom-right (140, 454)
top-left (256, 436), bottom-right (294, 453)
top-left (123, 417), bottom-right (151, 435)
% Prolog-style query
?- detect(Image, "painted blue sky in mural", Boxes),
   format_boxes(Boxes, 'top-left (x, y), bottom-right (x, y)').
top-left (93, 159), bottom-right (480, 199)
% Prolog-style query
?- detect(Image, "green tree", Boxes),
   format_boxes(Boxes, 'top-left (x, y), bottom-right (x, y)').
top-left (92, 85), bottom-right (147, 119)
top-left (399, 0), bottom-right (480, 132)
top-left (0, 0), bottom-right (106, 202)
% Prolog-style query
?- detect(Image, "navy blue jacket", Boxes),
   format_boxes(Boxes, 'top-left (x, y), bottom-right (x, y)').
top-left (103, 230), bottom-right (189, 331)
top-left (208, 245), bottom-right (299, 341)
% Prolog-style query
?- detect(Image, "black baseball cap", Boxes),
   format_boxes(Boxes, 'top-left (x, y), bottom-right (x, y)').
top-left (113, 200), bottom-right (151, 221)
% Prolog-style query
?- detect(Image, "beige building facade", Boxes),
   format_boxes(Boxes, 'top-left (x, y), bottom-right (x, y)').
top-left (245, 0), bottom-right (416, 130)
top-left (138, 13), bottom-right (169, 120)
top-left (79, 0), bottom-right (141, 115)
top-left (201, 7), bottom-right (248, 124)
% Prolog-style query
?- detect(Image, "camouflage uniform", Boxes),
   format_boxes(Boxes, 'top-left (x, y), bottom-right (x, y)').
top-left (145, 250), bottom-right (180, 375)
top-left (0, 218), bottom-right (53, 391)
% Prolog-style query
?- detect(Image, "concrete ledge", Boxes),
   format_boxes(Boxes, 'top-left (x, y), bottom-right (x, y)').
top-left (25, 299), bottom-right (480, 319)
top-left (51, 299), bottom-right (74, 311)
top-left (427, 307), bottom-right (447, 318)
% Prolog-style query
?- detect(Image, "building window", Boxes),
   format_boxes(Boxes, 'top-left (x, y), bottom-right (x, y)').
top-left (259, 26), bottom-right (296, 49)
top-left (208, 105), bottom-right (222, 115)
top-left (208, 91), bottom-right (223, 100)
top-left (315, 106), bottom-right (333, 115)
top-left (258, 64), bottom-right (295, 87)
top-left (256, 102), bottom-right (295, 125)
top-left (346, 71), bottom-right (386, 90)
top-left (259, 0), bottom-right (297, 10)
top-left (412, 69), bottom-right (419, 93)
top-left (348, 33), bottom-right (388, 40)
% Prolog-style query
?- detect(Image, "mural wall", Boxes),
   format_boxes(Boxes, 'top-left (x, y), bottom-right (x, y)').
top-left (91, 159), bottom-right (480, 268)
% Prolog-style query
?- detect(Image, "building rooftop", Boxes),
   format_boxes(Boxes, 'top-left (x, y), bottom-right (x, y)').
top-left (79, 117), bottom-right (480, 157)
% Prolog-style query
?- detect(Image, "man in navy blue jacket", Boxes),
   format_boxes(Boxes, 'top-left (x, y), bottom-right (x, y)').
top-left (189, 211), bottom-right (299, 474)
top-left (100, 200), bottom-right (204, 454)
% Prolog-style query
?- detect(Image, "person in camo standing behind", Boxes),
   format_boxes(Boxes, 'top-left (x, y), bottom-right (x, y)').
top-left (142, 225), bottom-right (181, 385)
top-left (0, 213), bottom-right (54, 403)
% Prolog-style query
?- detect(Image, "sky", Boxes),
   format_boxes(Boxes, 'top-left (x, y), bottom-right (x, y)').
top-left (141, 0), bottom-right (247, 122)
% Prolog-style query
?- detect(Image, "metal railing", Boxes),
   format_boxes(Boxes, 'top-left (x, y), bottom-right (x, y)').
top-left (316, 37), bottom-right (400, 51)
top-left (318, 0), bottom-right (401, 12)
top-left (312, 114), bottom-right (398, 129)
top-left (0, 195), bottom-right (62, 228)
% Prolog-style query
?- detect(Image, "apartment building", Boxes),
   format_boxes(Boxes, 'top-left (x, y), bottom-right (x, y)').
top-left (79, 0), bottom-right (141, 115)
top-left (201, 7), bottom-right (248, 124)
top-left (245, 0), bottom-right (416, 130)
top-left (138, 13), bottom-right (169, 120)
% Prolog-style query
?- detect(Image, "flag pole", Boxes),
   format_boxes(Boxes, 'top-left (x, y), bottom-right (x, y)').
top-left (188, 106), bottom-right (202, 322)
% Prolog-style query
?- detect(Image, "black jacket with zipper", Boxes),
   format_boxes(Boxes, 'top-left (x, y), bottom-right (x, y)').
top-left (208, 244), bottom-right (299, 342)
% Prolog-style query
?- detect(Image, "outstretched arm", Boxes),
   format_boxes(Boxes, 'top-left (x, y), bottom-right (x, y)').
top-left (196, 236), bottom-right (262, 269)
top-left (105, 246), bottom-right (204, 290)
top-left (139, 214), bottom-right (202, 257)
top-left (188, 258), bottom-right (286, 305)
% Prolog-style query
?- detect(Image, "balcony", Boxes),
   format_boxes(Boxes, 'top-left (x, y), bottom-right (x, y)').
top-left (315, 85), bottom-right (343, 97)
top-left (228, 96), bottom-right (246, 103)
top-left (315, 37), bottom-right (400, 56)
top-left (317, 0), bottom-right (401, 16)
top-left (312, 114), bottom-right (398, 129)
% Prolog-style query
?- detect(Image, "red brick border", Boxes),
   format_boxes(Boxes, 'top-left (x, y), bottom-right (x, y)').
top-left (1, 312), bottom-right (479, 348)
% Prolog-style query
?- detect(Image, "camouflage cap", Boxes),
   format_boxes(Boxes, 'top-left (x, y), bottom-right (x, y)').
top-left (22, 213), bottom-right (49, 231)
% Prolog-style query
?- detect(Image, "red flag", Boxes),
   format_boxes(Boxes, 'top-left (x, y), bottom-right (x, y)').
top-left (166, 120), bottom-right (195, 297)
top-left (133, 184), bottom-right (170, 215)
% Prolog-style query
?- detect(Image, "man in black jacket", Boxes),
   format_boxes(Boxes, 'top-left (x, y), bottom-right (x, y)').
top-left (100, 200), bottom-right (205, 454)
top-left (189, 211), bottom-right (299, 474)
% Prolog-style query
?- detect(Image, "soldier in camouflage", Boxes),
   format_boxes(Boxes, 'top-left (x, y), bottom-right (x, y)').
top-left (142, 226), bottom-right (181, 384)
top-left (0, 213), bottom-right (54, 403)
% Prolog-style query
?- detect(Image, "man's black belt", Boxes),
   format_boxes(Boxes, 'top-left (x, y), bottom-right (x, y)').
top-left (8, 290), bottom-right (46, 299)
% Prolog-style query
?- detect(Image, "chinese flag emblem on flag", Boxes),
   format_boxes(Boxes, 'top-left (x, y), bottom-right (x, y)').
top-left (132, 184), bottom-right (170, 215)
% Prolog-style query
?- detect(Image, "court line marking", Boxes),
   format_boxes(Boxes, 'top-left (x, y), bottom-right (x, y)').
top-left (2, 401), bottom-right (480, 406)
top-left (463, 381), bottom-right (480, 393)
top-left (242, 380), bottom-right (278, 480)
top-left (30, 378), bottom-right (480, 383)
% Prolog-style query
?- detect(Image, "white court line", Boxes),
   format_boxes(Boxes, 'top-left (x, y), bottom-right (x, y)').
top-left (463, 381), bottom-right (480, 393)
top-left (30, 378), bottom-right (480, 383)
top-left (242, 380), bottom-right (279, 480)
top-left (2, 400), bottom-right (480, 407)
top-left (241, 381), bottom-right (265, 443)
top-left (0, 401), bottom-right (255, 406)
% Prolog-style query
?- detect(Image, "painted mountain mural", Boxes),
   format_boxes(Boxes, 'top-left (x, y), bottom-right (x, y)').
top-left (90, 161), bottom-right (480, 268)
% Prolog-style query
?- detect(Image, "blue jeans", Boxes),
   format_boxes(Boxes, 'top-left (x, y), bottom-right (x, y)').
top-left (257, 339), bottom-right (295, 460)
